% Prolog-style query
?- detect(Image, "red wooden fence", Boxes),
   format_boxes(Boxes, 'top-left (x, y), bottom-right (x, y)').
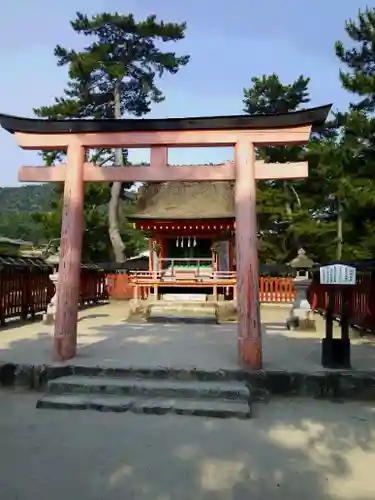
top-left (259, 276), bottom-right (295, 303)
top-left (0, 266), bottom-right (107, 325)
top-left (106, 273), bottom-right (296, 303)
top-left (307, 273), bottom-right (375, 333)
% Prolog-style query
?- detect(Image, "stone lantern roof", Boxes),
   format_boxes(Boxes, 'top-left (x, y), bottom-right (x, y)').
top-left (289, 248), bottom-right (315, 269)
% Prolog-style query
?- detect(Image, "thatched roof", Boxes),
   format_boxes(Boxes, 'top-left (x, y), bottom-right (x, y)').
top-left (130, 181), bottom-right (235, 220)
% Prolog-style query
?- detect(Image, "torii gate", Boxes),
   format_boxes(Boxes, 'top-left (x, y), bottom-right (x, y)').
top-left (0, 105), bottom-right (330, 368)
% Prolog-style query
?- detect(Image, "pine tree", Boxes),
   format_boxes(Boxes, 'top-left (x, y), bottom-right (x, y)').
top-left (243, 74), bottom-right (325, 263)
top-left (34, 11), bottom-right (189, 262)
top-left (335, 7), bottom-right (375, 112)
top-left (331, 7), bottom-right (375, 259)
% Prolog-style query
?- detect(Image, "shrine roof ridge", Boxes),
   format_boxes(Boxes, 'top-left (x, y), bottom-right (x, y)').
top-left (0, 104), bottom-right (331, 135)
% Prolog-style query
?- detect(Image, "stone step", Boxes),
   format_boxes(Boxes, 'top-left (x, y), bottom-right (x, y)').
top-left (162, 294), bottom-right (208, 302)
top-left (42, 365), bottom-right (246, 383)
top-left (149, 302), bottom-right (217, 311)
top-left (150, 304), bottom-right (216, 316)
top-left (148, 303), bottom-right (217, 324)
top-left (47, 375), bottom-right (250, 401)
top-left (36, 393), bottom-right (251, 419)
top-left (148, 316), bottom-right (217, 324)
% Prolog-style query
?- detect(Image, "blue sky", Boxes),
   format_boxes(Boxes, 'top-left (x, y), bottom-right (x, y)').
top-left (0, 0), bottom-right (369, 186)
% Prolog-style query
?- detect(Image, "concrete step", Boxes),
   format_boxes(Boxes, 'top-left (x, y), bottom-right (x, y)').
top-left (149, 305), bottom-right (216, 314)
top-left (47, 375), bottom-right (250, 401)
top-left (148, 302), bottom-right (217, 324)
top-left (37, 375), bottom-right (252, 419)
top-left (36, 393), bottom-right (251, 419)
top-left (149, 301), bottom-right (216, 310)
top-left (162, 294), bottom-right (208, 302)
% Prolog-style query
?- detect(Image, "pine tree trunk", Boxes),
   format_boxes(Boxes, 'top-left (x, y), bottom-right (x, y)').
top-left (336, 198), bottom-right (343, 260)
top-left (108, 79), bottom-right (126, 263)
top-left (283, 181), bottom-right (299, 253)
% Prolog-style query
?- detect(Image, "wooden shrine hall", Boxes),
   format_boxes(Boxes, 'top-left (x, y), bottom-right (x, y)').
top-left (128, 180), bottom-right (237, 300)
top-left (0, 105), bottom-right (331, 368)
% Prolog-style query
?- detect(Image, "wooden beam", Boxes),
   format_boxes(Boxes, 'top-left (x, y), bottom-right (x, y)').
top-left (15, 126), bottom-right (312, 150)
top-left (256, 161), bottom-right (308, 179)
top-left (18, 161), bottom-right (308, 183)
top-left (18, 163), bottom-right (234, 182)
top-left (83, 163), bottom-right (235, 182)
top-left (18, 165), bottom-right (66, 182)
top-left (150, 146), bottom-right (168, 168)
top-left (15, 132), bottom-right (70, 150)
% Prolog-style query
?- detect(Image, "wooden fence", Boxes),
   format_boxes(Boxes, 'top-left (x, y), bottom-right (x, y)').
top-left (307, 272), bottom-right (375, 333)
top-left (259, 276), bottom-right (295, 303)
top-left (106, 273), bottom-right (296, 303)
top-left (0, 261), bottom-right (108, 325)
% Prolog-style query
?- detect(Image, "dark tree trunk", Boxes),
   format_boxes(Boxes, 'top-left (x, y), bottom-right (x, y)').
top-left (108, 79), bottom-right (126, 263)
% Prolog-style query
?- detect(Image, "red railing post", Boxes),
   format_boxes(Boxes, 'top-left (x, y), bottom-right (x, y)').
top-left (0, 268), bottom-right (5, 326)
top-left (367, 271), bottom-right (375, 333)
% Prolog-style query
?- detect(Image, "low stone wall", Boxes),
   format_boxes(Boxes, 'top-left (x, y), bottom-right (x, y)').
top-left (2, 362), bottom-right (375, 401)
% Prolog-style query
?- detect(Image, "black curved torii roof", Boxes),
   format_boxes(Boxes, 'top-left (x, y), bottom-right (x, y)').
top-left (0, 104), bottom-right (332, 135)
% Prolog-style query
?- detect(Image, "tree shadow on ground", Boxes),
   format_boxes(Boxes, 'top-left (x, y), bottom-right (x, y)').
top-left (0, 312), bottom-right (375, 497)
top-left (0, 389), bottom-right (374, 499)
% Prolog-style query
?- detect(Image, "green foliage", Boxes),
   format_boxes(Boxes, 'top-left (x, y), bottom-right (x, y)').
top-left (243, 74), bottom-right (322, 263)
top-left (244, 7), bottom-right (375, 264)
top-left (30, 184), bottom-right (147, 262)
top-left (328, 7), bottom-right (375, 259)
top-left (4, 8), bottom-right (375, 267)
top-left (335, 7), bottom-right (375, 112)
top-left (0, 185), bottom-right (53, 244)
top-left (32, 10), bottom-right (189, 262)
top-left (34, 11), bottom-right (190, 165)
top-left (0, 184), bottom-right (53, 212)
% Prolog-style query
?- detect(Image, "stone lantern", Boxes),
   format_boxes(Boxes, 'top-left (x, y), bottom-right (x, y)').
top-left (43, 251), bottom-right (60, 325)
top-left (286, 248), bottom-right (316, 331)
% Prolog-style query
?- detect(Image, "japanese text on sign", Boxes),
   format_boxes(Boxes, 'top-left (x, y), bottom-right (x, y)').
top-left (320, 264), bottom-right (356, 285)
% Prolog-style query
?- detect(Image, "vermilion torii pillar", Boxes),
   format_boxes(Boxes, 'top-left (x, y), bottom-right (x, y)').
top-left (0, 105), bottom-right (331, 366)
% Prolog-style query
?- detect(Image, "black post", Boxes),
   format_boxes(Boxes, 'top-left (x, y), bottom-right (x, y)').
top-left (321, 287), bottom-right (351, 369)
top-left (340, 287), bottom-right (351, 368)
top-left (325, 290), bottom-right (333, 341)
top-left (322, 289), bottom-right (335, 368)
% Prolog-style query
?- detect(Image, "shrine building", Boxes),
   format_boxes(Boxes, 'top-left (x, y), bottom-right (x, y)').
top-left (129, 180), bottom-right (235, 280)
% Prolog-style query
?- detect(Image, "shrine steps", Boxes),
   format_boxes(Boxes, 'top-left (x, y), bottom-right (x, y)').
top-left (36, 374), bottom-right (252, 419)
top-left (147, 300), bottom-right (218, 324)
top-left (162, 293), bottom-right (208, 301)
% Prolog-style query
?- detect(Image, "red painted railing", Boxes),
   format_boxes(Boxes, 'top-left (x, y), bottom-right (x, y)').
top-left (0, 266), bottom-right (108, 325)
top-left (106, 273), bottom-right (295, 303)
top-left (307, 273), bottom-right (375, 333)
top-left (259, 276), bottom-right (295, 303)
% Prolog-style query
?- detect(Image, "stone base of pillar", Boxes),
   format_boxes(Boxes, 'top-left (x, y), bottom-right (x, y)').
top-left (238, 337), bottom-right (262, 370)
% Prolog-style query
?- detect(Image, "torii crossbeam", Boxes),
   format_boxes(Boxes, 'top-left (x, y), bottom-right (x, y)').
top-left (0, 105), bottom-right (331, 367)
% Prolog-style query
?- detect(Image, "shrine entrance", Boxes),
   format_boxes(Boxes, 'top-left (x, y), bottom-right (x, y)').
top-left (0, 106), bottom-right (331, 368)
